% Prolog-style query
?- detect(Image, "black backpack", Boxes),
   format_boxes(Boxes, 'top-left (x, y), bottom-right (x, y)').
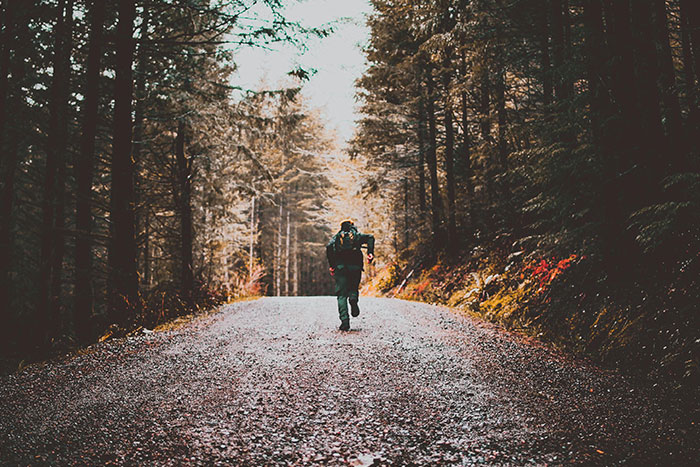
top-left (335, 228), bottom-right (359, 252)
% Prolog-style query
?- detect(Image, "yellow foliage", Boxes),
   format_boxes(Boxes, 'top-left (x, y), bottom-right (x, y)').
top-left (479, 283), bottom-right (530, 324)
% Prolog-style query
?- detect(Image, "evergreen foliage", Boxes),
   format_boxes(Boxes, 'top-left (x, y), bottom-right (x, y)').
top-left (353, 0), bottom-right (700, 385)
top-left (0, 0), bottom-right (334, 361)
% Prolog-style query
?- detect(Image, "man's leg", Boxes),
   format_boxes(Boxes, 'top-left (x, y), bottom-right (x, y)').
top-left (348, 270), bottom-right (362, 317)
top-left (335, 270), bottom-right (350, 329)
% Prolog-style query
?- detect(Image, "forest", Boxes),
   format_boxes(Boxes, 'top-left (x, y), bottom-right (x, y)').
top-left (0, 0), bottom-right (338, 364)
top-left (1, 0), bottom-right (698, 393)
top-left (353, 0), bottom-right (699, 389)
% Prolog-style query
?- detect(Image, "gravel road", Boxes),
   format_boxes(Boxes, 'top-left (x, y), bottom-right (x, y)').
top-left (1, 297), bottom-right (697, 465)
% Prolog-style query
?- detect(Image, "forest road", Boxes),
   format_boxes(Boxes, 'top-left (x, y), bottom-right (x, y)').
top-left (1, 297), bottom-right (697, 465)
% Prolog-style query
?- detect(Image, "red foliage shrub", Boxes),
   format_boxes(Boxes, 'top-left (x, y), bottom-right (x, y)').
top-left (524, 254), bottom-right (579, 292)
top-left (415, 278), bottom-right (431, 296)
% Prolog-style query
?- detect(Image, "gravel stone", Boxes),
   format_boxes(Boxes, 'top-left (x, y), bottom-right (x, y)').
top-left (0, 297), bottom-right (697, 465)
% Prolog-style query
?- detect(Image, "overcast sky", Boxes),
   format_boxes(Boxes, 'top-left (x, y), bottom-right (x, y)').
top-left (230, 0), bottom-right (374, 145)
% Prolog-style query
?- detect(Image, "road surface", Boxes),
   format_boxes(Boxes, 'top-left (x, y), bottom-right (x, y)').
top-left (0, 297), bottom-right (697, 465)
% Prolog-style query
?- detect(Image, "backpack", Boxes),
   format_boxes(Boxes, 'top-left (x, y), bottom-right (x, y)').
top-left (335, 228), bottom-right (359, 252)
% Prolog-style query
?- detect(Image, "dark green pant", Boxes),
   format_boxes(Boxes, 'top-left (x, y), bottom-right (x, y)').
top-left (334, 268), bottom-right (362, 322)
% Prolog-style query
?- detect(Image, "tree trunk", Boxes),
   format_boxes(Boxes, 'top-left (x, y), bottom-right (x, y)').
top-left (494, 41), bottom-right (508, 172)
top-left (284, 210), bottom-right (290, 296)
top-left (424, 70), bottom-right (444, 250)
top-left (404, 176), bottom-right (409, 250)
top-left (684, 0), bottom-right (700, 89)
top-left (459, 52), bottom-right (475, 225)
top-left (0, 0), bottom-right (17, 346)
top-left (604, 0), bottom-right (642, 213)
top-left (75, 0), bottom-right (105, 343)
top-left (0, 0), bottom-right (14, 154)
top-left (680, 0), bottom-right (699, 143)
top-left (133, 6), bottom-right (149, 288)
top-left (175, 121), bottom-right (194, 304)
top-left (584, 0), bottom-right (611, 145)
top-left (631, 0), bottom-right (667, 179)
top-left (52, 0), bottom-right (74, 336)
top-left (0, 137), bottom-right (18, 348)
top-left (563, 0), bottom-right (573, 98)
top-left (551, 0), bottom-right (569, 100)
top-left (249, 195), bottom-right (255, 278)
top-left (651, 0), bottom-right (684, 167)
top-left (39, 0), bottom-right (72, 342)
top-left (606, 0), bottom-right (638, 132)
top-left (540, 0), bottom-right (552, 106)
top-left (143, 209), bottom-right (150, 287)
top-left (479, 58), bottom-right (490, 141)
top-left (275, 203), bottom-right (282, 296)
top-left (416, 105), bottom-right (427, 215)
top-left (586, 0), bottom-right (630, 273)
top-left (293, 223), bottom-right (298, 296)
top-left (442, 62), bottom-right (457, 252)
top-left (109, 0), bottom-right (138, 325)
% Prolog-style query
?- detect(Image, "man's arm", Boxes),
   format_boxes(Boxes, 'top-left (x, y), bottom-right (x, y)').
top-left (360, 234), bottom-right (374, 262)
top-left (326, 236), bottom-right (337, 268)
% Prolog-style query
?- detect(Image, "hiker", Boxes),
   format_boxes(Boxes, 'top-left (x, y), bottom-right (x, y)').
top-left (326, 219), bottom-right (375, 331)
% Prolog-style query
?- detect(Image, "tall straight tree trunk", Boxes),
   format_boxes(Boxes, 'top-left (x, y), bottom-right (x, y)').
top-left (143, 209), bottom-right (150, 286)
top-left (604, 0), bottom-right (640, 212)
top-left (680, 0), bottom-right (699, 142)
top-left (0, 0), bottom-right (17, 344)
top-left (0, 0), bottom-right (14, 156)
top-left (631, 0), bottom-right (667, 179)
top-left (175, 121), bottom-right (193, 304)
top-left (249, 195), bottom-right (255, 278)
top-left (109, 0), bottom-right (138, 324)
top-left (459, 52), bottom-right (475, 225)
top-left (39, 0), bottom-right (72, 342)
top-left (1, 3), bottom-right (31, 351)
top-left (75, 0), bottom-right (105, 343)
top-left (585, 0), bottom-right (627, 272)
top-left (424, 70), bottom-right (444, 250)
top-left (651, 0), bottom-right (684, 166)
top-left (284, 210), bottom-right (290, 296)
top-left (584, 0), bottom-right (611, 145)
top-left (293, 223), bottom-right (298, 296)
top-left (0, 137), bottom-right (18, 347)
top-left (133, 7), bottom-right (149, 288)
top-left (683, 0), bottom-right (700, 87)
top-left (442, 61), bottom-right (457, 251)
top-left (494, 41), bottom-right (508, 172)
top-left (50, 0), bottom-right (74, 336)
top-left (404, 176), bottom-right (409, 249)
top-left (563, 0), bottom-right (573, 98)
top-left (416, 104), bottom-right (427, 215)
top-left (275, 203), bottom-right (282, 296)
top-left (539, 1), bottom-right (552, 106)
top-left (551, 0), bottom-right (568, 100)
top-left (479, 58), bottom-right (491, 141)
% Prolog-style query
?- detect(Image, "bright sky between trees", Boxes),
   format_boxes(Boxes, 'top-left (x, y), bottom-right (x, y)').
top-left (231, 0), bottom-right (374, 145)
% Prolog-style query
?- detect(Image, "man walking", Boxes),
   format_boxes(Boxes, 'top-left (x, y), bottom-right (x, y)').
top-left (326, 219), bottom-right (375, 331)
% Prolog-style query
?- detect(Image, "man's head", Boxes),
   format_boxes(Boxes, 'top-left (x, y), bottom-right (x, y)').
top-left (340, 219), bottom-right (354, 231)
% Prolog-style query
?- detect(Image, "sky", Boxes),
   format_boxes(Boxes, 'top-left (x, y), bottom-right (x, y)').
top-left (230, 0), bottom-right (374, 145)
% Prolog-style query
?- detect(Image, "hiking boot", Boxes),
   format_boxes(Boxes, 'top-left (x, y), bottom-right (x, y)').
top-left (339, 320), bottom-right (350, 331)
top-left (350, 300), bottom-right (360, 317)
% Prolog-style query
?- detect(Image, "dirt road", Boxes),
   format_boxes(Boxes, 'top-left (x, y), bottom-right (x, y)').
top-left (0, 297), bottom-right (697, 465)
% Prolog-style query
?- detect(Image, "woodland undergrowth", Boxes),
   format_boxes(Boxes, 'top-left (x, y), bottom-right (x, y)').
top-left (366, 241), bottom-right (700, 397)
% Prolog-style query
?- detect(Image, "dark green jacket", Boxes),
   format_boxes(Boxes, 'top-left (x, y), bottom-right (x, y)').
top-left (326, 228), bottom-right (375, 271)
